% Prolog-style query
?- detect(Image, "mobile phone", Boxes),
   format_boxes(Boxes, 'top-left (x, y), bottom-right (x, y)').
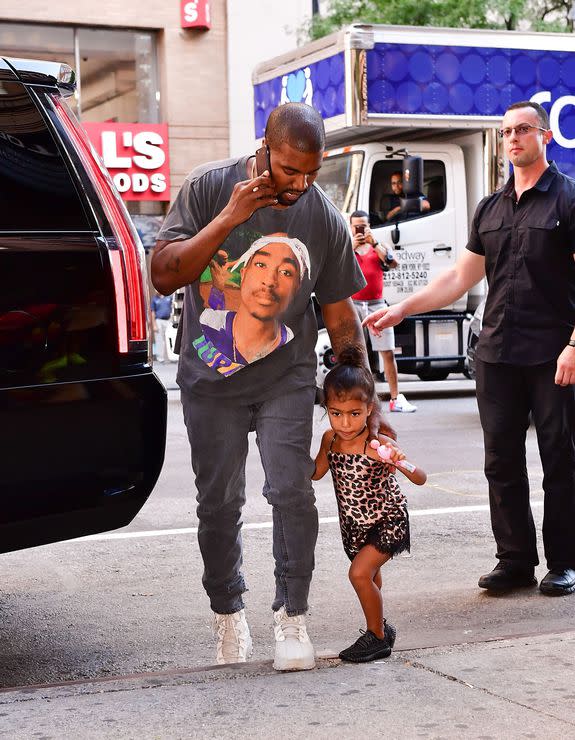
top-left (255, 145), bottom-right (271, 177)
top-left (355, 224), bottom-right (365, 235)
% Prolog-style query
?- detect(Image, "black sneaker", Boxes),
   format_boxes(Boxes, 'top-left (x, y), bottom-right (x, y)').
top-left (339, 622), bottom-right (397, 663)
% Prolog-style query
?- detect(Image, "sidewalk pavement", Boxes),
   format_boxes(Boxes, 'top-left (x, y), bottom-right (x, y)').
top-left (2, 631), bottom-right (573, 738)
top-left (4, 364), bottom-right (569, 738)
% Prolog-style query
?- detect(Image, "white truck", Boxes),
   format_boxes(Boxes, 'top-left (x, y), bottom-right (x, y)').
top-left (252, 24), bottom-right (575, 381)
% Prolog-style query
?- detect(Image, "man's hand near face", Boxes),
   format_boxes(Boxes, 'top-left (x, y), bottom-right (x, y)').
top-left (224, 170), bottom-right (278, 225)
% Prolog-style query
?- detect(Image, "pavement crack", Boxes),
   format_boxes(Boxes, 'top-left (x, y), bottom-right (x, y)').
top-left (405, 659), bottom-right (575, 728)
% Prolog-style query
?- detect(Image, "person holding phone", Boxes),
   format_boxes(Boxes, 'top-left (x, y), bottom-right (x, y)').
top-left (151, 103), bottom-right (395, 672)
top-left (350, 210), bottom-right (417, 413)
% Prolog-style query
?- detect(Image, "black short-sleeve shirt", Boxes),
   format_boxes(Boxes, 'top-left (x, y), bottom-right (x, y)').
top-left (466, 162), bottom-right (575, 365)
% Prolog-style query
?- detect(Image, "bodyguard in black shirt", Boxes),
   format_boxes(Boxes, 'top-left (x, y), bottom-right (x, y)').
top-left (364, 100), bottom-right (575, 596)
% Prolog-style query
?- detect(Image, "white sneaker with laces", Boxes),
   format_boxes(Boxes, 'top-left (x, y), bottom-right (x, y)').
top-left (389, 393), bottom-right (417, 413)
top-left (273, 606), bottom-right (315, 671)
top-left (213, 609), bottom-right (253, 665)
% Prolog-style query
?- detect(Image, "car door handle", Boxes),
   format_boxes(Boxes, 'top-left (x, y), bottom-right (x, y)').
top-left (433, 244), bottom-right (452, 253)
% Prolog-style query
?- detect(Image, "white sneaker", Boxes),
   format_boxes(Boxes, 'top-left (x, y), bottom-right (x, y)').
top-left (213, 609), bottom-right (253, 665)
top-left (273, 606), bottom-right (315, 671)
top-left (389, 393), bottom-right (417, 413)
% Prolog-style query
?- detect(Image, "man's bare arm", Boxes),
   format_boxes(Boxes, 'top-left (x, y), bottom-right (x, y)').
top-left (364, 250), bottom-right (486, 333)
top-left (321, 298), bottom-right (367, 363)
top-left (374, 243), bottom-right (398, 269)
top-left (399, 249), bottom-right (485, 316)
top-left (151, 171), bottom-right (277, 295)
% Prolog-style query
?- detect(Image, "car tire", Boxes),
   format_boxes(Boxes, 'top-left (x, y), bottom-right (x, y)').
top-left (417, 368), bottom-right (450, 381)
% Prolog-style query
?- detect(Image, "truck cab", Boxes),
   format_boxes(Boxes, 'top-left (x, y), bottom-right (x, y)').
top-left (316, 140), bottom-right (473, 378)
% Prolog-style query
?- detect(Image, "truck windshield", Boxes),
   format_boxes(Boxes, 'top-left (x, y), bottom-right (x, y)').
top-left (315, 152), bottom-right (363, 216)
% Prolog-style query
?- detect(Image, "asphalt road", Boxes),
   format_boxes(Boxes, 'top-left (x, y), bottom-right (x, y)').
top-left (1, 369), bottom-right (574, 738)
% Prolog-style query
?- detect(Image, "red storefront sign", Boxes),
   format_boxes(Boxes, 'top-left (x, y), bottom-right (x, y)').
top-left (180, 0), bottom-right (211, 29)
top-left (84, 122), bottom-right (170, 202)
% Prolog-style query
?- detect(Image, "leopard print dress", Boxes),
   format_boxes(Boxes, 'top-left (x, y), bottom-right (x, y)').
top-left (327, 435), bottom-right (410, 561)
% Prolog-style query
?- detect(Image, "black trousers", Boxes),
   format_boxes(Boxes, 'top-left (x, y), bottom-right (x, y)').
top-left (475, 359), bottom-right (575, 570)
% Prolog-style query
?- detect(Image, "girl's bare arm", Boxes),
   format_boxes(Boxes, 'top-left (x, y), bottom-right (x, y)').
top-left (372, 437), bottom-right (427, 485)
top-left (312, 431), bottom-right (331, 480)
top-left (393, 461), bottom-right (427, 486)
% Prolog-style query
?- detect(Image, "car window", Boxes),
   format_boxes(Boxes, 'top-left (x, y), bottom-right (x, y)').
top-left (0, 80), bottom-right (90, 231)
top-left (369, 159), bottom-right (446, 227)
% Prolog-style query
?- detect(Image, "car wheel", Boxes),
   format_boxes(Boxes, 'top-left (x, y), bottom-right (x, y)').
top-left (417, 368), bottom-right (450, 381)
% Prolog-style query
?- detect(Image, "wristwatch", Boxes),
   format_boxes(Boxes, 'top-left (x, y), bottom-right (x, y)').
top-left (568, 339), bottom-right (575, 347)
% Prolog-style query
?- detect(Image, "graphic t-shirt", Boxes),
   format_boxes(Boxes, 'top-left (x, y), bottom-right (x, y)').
top-left (157, 156), bottom-right (365, 401)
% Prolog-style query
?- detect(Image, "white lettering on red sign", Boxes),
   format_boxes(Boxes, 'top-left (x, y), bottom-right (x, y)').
top-left (85, 123), bottom-right (170, 201)
top-left (180, 0), bottom-right (211, 29)
top-left (184, 1), bottom-right (199, 22)
top-left (133, 132), bottom-right (166, 169)
top-left (113, 172), bottom-right (167, 194)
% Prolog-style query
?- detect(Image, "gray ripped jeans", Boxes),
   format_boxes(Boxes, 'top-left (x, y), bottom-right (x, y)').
top-left (181, 386), bottom-right (318, 616)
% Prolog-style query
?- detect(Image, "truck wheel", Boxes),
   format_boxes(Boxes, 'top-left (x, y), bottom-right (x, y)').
top-left (417, 369), bottom-right (450, 381)
top-left (315, 328), bottom-right (337, 388)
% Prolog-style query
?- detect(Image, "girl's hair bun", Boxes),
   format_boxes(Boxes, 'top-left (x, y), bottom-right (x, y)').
top-left (322, 345), bottom-right (375, 405)
top-left (336, 345), bottom-right (365, 368)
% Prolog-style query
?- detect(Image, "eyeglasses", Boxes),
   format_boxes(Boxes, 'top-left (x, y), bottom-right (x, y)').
top-left (498, 123), bottom-right (549, 139)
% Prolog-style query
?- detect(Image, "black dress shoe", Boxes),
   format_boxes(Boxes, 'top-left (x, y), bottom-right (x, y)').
top-left (478, 563), bottom-right (537, 591)
top-left (539, 568), bottom-right (575, 596)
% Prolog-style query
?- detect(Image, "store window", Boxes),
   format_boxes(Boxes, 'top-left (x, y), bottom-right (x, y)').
top-left (77, 29), bottom-right (158, 124)
top-left (0, 23), bottom-right (158, 126)
top-left (0, 22), bottom-right (162, 218)
top-left (0, 24), bottom-right (77, 112)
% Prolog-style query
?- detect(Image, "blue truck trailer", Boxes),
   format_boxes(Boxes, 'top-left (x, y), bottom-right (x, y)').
top-left (253, 24), bottom-right (575, 381)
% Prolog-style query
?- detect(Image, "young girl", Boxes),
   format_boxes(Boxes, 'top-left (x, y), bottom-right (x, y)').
top-left (313, 346), bottom-right (426, 663)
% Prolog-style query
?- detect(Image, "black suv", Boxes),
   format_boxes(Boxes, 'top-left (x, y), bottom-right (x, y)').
top-left (0, 57), bottom-right (166, 553)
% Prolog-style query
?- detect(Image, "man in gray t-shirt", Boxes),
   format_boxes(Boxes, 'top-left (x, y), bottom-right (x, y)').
top-left (152, 103), bottom-right (381, 671)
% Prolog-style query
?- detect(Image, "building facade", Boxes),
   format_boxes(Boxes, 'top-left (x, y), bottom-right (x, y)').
top-left (1, 1), bottom-right (315, 228)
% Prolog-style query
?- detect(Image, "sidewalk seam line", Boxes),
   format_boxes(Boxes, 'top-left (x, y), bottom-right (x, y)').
top-left (405, 660), bottom-right (575, 728)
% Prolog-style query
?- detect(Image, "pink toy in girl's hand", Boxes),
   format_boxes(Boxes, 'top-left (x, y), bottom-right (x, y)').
top-left (370, 438), bottom-right (417, 473)
top-left (370, 438), bottom-right (392, 460)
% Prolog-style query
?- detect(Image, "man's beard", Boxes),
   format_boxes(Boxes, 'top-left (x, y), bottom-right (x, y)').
top-left (276, 188), bottom-right (308, 207)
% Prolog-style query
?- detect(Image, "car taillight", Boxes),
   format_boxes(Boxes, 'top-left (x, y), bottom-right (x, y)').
top-left (49, 95), bottom-right (147, 354)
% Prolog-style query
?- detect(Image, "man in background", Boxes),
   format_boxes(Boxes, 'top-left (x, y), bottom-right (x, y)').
top-left (365, 101), bottom-right (575, 596)
top-left (385, 170), bottom-right (430, 221)
top-left (351, 210), bottom-right (416, 413)
top-left (151, 291), bottom-right (173, 363)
